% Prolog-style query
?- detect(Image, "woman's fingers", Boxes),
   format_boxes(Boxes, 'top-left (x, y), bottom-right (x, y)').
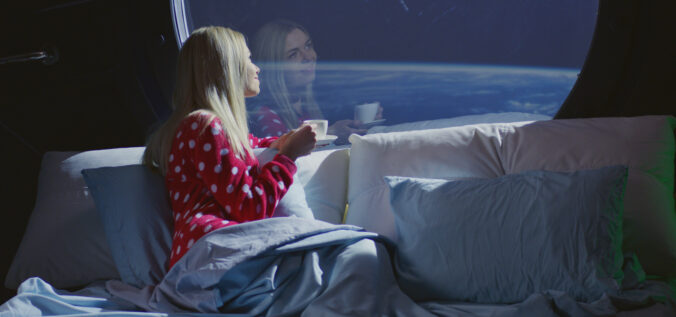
top-left (375, 106), bottom-right (384, 120)
top-left (279, 125), bottom-right (316, 159)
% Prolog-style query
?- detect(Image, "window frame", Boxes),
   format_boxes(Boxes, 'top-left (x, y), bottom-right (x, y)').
top-left (170, 0), bottom-right (190, 47)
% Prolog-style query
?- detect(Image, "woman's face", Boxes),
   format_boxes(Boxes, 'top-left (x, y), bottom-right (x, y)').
top-left (244, 47), bottom-right (261, 97)
top-left (283, 28), bottom-right (317, 89)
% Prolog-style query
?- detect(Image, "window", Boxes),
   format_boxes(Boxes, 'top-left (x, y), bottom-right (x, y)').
top-left (177, 0), bottom-right (597, 140)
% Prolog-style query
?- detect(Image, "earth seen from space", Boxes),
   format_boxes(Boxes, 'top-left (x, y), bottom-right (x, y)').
top-left (307, 61), bottom-right (578, 126)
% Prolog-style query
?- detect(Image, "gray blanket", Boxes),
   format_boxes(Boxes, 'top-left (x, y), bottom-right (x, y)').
top-left (2, 217), bottom-right (674, 316)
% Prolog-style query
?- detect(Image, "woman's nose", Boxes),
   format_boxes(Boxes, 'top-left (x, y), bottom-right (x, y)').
top-left (301, 49), bottom-right (316, 62)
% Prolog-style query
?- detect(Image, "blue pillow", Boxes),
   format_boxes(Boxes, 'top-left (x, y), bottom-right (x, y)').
top-left (82, 165), bottom-right (173, 288)
top-left (82, 150), bottom-right (313, 288)
top-left (385, 166), bottom-right (631, 304)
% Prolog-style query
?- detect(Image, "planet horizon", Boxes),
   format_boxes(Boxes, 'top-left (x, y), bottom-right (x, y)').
top-left (308, 61), bottom-right (578, 126)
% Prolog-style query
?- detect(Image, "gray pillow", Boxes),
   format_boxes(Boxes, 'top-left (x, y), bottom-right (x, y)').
top-left (386, 166), bottom-right (635, 304)
top-left (5, 148), bottom-right (145, 290)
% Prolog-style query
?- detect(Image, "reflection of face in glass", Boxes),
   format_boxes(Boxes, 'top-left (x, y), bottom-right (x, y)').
top-left (283, 28), bottom-right (317, 89)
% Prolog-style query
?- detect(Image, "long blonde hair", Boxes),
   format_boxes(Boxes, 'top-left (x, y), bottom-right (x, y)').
top-left (143, 26), bottom-right (253, 174)
top-left (252, 19), bottom-right (323, 129)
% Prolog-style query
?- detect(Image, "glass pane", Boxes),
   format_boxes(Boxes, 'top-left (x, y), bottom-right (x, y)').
top-left (182, 0), bottom-right (597, 142)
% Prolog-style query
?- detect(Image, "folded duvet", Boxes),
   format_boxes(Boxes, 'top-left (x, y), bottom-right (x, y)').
top-left (107, 217), bottom-right (432, 316)
top-left (2, 217), bottom-right (674, 317)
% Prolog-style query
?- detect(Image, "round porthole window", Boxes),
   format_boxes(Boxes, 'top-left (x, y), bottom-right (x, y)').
top-left (174, 0), bottom-right (598, 140)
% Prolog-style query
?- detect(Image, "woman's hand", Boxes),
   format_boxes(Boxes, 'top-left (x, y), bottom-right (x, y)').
top-left (328, 119), bottom-right (368, 145)
top-left (268, 130), bottom-right (293, 150)
top-left (374, 105), bottom-right (384, 120)
top-left (279, 125), bottom-right (317, 160)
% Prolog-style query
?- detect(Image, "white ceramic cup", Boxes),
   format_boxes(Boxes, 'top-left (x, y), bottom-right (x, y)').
top-left (354, 102), bottom-right (379, 123)
top-left (302, 119), bottom-right (328, 138)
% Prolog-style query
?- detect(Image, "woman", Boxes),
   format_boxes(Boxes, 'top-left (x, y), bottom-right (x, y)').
top-left (250, 19), bottom-right (369, 143)
top-left (143, 26), bottom-right (316, 268)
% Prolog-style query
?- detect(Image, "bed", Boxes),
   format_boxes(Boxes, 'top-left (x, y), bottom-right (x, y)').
top-left (2, 115), bottom-right (676, 316)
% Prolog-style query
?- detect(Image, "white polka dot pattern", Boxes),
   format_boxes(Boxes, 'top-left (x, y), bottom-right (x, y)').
top-left (166, 113), bottom-right (297, 269)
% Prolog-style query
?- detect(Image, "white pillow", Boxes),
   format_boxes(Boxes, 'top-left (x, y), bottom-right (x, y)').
top-left (257, 146), bottom-right (349, 223)
top-left (346, 115), bottom-right (676, 277)
top-left (345, 123), bottom-right (512, 239)
top-left (499, 116), bottom-right (676, 277)
top-left (295, 147), bottom-right (350, 224)
top-left (5, 147), bottom-right (144, 289)
top-left (367, 112), bottom-right (551, 134)
top-left (253, 148), bottom-right (314, 219)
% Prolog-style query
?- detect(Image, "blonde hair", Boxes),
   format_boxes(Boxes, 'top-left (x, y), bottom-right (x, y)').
top-left (143, 26), bottom-right (253, 174)
top-left (252, 19), bottom-right (323, 129)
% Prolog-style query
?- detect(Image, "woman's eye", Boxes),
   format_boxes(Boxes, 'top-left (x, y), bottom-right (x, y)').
top-left (287, 52), bottom-right (297, 59)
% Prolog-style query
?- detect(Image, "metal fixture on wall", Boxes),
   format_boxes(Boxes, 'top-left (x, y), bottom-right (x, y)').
top-left (0, 46), bottom-right (59, 66)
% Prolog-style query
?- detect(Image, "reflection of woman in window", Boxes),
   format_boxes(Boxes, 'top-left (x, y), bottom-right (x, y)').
top-left (250, 19), bottom-right (366, 144)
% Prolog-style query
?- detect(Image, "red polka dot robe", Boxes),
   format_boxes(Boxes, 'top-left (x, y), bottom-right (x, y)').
top-left (165, 112), bottom-right (297, 268)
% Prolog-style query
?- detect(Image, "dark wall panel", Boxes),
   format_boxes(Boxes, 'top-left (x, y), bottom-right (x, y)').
top-left (0, 0), bottom-right (177, 302)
